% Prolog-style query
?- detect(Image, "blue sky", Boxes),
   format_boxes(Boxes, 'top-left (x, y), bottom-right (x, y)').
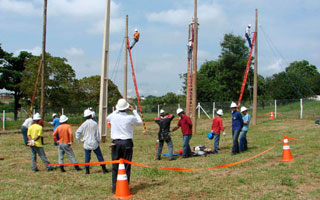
top-left (1, 0), bottom-right (319, 96)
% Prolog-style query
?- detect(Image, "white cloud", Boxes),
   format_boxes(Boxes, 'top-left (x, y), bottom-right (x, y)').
top-left (14, 46), bottom-right (42, 56)
top-left (146, 2), bottom-right (226, 27)
top-left (63, 47), bottom-right (84, 56)
top-left (261, 59), bottom-right (284, 76)
top-left (0, 0), bottom-right (41, 16)
top-left (87, 17), bottom-right (125, 35)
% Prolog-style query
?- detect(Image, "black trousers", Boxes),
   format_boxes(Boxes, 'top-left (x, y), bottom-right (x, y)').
top-left (245, 33), bottom-right (252, 48)
top-left (111, 139), bottom-right (133, 193)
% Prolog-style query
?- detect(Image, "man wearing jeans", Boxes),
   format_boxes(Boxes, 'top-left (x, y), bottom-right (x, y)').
top-left (210, 109), bottom-right (226, 154)
top-left (53, 115), bottom-right (81, 173)
top-left (239, 106), bottom-right (251, 152)
top-left (154, 110), bottom-right (175, 161)
top-left (21, 116), bottom-right (33, 145)
top-left (106, 99), bottom-right (142, 194)
top-left (230, 102), bottom-right (243, 155)
top-left (27, 113), bottom-right (55, 172)
top-left (76, 109), bottom-right (108, 174)
top-left (172, 108), bottom-right (193, 158)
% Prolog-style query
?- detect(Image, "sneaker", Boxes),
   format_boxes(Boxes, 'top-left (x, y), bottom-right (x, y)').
top-left (169, 157), bottom-right (176, 161)
top-left (47, 167), bottom-right (56, 171)
top-left (32, 168), bottom-right (39, 172)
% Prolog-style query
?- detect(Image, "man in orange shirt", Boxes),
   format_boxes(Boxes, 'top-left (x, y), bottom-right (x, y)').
top-left (53, 115), bottom-right (81, 172)
top-left (130, 28), bottom-right (140, 49)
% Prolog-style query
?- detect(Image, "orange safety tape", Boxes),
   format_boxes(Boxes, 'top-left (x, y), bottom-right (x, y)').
top-left (25, 136), bottom-right (298, 169)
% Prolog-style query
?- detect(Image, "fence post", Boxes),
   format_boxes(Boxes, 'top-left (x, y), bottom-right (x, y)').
top-left (33, 109), bottom-right (35, 116)
top-left (300, 98), bottom-right (303, 119)
top-left (62, 108), bottom-right (64, 115)
top-left (2, 110), bottom-right (5, 131)
top-left (198, 103), bottom-right (201, 119)
top-left (178, 103), bottom-right (180, 109)
top-left (212, 102), bottom-right (215, 118)
top-left (274, 99), bottom-right (277, 119)
top-left (158, 104), bottom-right (160, 117)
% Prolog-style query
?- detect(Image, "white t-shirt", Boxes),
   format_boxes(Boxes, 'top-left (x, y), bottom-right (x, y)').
top-left (106, 110), bottom-right (142, 140)
top-left (246, 26), bottom-right (251, 37)
top-left (22, 118), bottom-right (33, 128)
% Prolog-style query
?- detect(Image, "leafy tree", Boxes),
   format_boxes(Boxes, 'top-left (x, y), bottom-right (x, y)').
top-left (73, 75), bottom-right (122, 111)
top-left (0, 45), bottom-right (33, 120)
top-left (182, 33), bottom-right (253, 102)
top-left (20, 53), bottom-right (76, 112)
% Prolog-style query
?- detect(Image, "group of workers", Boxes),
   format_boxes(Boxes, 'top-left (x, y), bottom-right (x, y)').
top-left (21, 98), bottom-right (251, 194)
top-left (154, 102), bottom-right (251, 159)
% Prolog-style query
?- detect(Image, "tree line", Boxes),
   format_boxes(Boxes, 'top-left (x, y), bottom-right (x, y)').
top-left (0, 44), bottom-right (122, 120)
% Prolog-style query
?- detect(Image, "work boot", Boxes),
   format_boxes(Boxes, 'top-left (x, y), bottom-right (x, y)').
top-left (85, 167), bottom-right (90, 174)
top-left (60, 166), bottom-right (66, 173)
top-left (74, 165), bottom-right (82, 171)
top-left (169, 157), bottom-right (176, 161)
top-left (101, 165), bottom-right (108, 174)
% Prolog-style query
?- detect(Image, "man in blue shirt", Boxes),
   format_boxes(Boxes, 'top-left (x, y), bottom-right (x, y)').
top-left (51, 113), bottom-right (61, 146)
top-left (230, 102), bottom-right (243, 155)
top-left (240, 106), bottom-right (251, 152)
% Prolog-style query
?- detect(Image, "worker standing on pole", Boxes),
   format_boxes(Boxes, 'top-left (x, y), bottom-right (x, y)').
top-left (245, 24), bottom-right (252, 48)
top-left (187, 39), bottom-right (193, 60)
top-left (130, 29), bottom-right (140, 49)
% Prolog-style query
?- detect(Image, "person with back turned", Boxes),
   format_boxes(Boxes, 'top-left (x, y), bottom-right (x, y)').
top-left (106, 98), bottom-right (142, 194)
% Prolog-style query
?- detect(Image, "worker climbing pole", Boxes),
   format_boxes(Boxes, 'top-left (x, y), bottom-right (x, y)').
top-left (186, 23), bottom-right (194, 116)
top-left (127, 38), bottom-right (148, 134)
top-left (237, 32), bottom-right (257, 107)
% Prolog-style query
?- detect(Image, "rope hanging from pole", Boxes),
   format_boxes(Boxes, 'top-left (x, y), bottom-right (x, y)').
top-left (29, 59), bottom-right (43, 117)
top-left (126, 37), bottom-right (148, 134)
top-left (237, 32), bottom-right (257, 107)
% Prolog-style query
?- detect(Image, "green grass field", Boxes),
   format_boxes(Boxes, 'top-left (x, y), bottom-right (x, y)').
top-left (0, 115), bottom-right (319, 199)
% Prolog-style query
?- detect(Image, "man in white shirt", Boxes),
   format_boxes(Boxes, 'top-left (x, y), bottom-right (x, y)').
top-left (245, 24), bottom-right (252, 48)
top-left (76, 109), bottom-right (108, 174)
top-left (21, 116), bottom-right (33, 145)
top-left (106, 98), bottom-right (142, 194)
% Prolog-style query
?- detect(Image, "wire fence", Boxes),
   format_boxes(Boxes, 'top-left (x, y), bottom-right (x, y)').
top-left (1, 98), bottom-right (320, 130)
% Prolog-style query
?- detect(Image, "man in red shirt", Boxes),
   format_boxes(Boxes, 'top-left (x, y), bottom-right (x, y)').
top-left (172, 108), bottom-right (193, 158)
top-left (53, 115), bottom-right (82, 173)
top-left (210, 109), bottom-right (226, 154)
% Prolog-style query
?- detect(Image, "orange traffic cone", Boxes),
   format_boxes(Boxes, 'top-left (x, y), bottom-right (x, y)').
top-left (270, 112), bottom-right (274, 120)
top-left (282, 136), bottom-right (294, 162)
top-left (113, 159), bottom-right (134, 199)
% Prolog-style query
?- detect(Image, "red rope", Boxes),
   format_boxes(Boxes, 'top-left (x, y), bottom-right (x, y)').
top-left (127, 38), bottom-right (147, 133)
top-left (237, 32), bottom-right (257, 107)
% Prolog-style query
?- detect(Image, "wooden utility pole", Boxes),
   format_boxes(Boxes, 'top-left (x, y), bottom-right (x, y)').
top-left (123, 15), bottom-right (128, 100)
top-left (40, 0), bottom-right (47, 118)
top-left (192, 0), bottom-right (198, 133)
top-left (98, 0), bottom-right (111, 142)
top-left (252, 9), bottom-right (258, 125)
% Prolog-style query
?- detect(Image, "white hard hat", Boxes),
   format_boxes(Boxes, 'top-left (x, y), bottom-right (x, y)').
top-left (134, 28), bottom-right (138, 32)
top-left (116, 98), bottom-right (129, 111)
top-left (230, 102), bottom-right (237, 108)
top-left (84, 109), bottom-right (92, 117)
top-left (216, 109), bottom-right (224, 116)
top-left (91, 111), bottom-right (95, 118)
top-left (160, 109), bottom-right (165, 114)
top-left (240, 106), bottom-right (248, 113)
top-left (33, 113), bottom-right (41, 120)
top-left (52, 113), bottom-right (57, 118)
top-left (176, 108), bottom-right (184, 115)
top-left (248, 24), bottom-right (251, 27)
top-left (59, 115), bottom-right (68, 123)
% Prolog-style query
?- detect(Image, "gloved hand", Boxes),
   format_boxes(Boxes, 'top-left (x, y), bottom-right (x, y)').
top-left (53, 142), bottom-right (58, 146)
top-left (211, 130), bottom-right (213, 133)
top-left (31, 140), bottom-right (35, 146)
top-left (223, 132), bottom-right (226, 136)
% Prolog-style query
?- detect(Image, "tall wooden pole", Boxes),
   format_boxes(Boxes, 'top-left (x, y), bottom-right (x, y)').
top-left (98, 0), bottom-right (111, 142)
top-left (186, 24), bottom-right (191, 116)
top-left (252, 9), bottom-right (258, 125)
top-left (40, 0), bottom-right (47, 118)
top-left (192, 0), bottom-right (198, 133)
top-left (123, 15), bottom-right (128, 100)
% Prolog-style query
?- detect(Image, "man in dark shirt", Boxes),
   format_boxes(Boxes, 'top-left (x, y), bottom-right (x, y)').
top-left (154, 109), bottom-right (175, 161)
top-left (172, 108), bottom-right (193, 158)
top-left (230, 102), bottom-right (244, 155)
